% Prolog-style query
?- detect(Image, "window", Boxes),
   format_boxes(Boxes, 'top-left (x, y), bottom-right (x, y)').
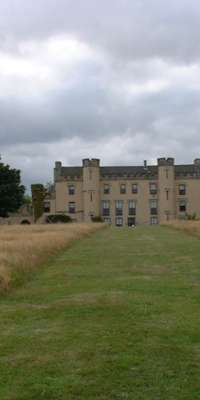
top-left (128, 217), bottom-right (135, 226)
top-left (179, 200), bottom-right (186, 213)
top-left (166, 190), bottom-right (169, 200)
top-left (115, 200), bottom-right (123, 216)
top-left (150, 216), bottom-right (158, 225)
top-left (44, 201), bottom-right (50, 213)
top-left (116, 217), bottom-right (123, 226)
top-left (128, 200), bottom-right (136, 215)
top-left (103, 217), bottom-right (111, 224)
top-left (102, 200), bottom-right (110, 216)
top-left (150, 199), bottom-right (157, 215)
top-left (132, 183), bottom-right (138, 194)
top-left (120, 184), bottom-right (126, 194)
top-left (166, 169), bottom-right (169, 179)
top-left (68, 184), bottom-right (75, 195)
top-left (149, 182), bottom-right (157, 195)
top-left (179, 184), bottom-right (186, 195)
top-left (104, 184), bottom-right (110, 194)
top-left (68, 202), bottom-right (75, 213)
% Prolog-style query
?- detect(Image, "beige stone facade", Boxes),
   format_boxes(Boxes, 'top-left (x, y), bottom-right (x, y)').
top-left (44, 157), bottom-right (200, 226)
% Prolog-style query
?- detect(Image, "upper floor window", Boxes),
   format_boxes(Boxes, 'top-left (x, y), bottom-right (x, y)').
top-left (149, 182), bottom-right (157, 195)
top-left (115, 200), bottom-right (123, 216)
top-left (68, 184), bottom-right (75, 195)
top-left (104, 184), bottom-right (110, 194)
top-left (68, 202), bottom-right (76, 214)
top-left (102, 200), bottom-right (110, 216)
top-left (132, 183), bottom-right (138, 194)
top-left (179, 184), bottom-right (186, 195)
top-left (120, 184), bottom-right (126, 194)
top-left (128, 200), bottom-right (136, 215)
top-left (179, 200), bottom-right (186, 213)
top-left (150, 199), bottom-right (157, 215)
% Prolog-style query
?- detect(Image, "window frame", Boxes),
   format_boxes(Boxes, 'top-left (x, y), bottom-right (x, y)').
top-left (103, 184), bottom-right (110, 195)
top-left (149, 182), bottom-right (157, 195)
top-left (150, 199), bottom-right (158, 215)
top-left (115, 217), bottom-right (123, 227)
top-left (120, 184), bottom-right (126, 194)
top-left (68, 201), bottom-right (76, 214)
top-left (150, 216), bottom-right (158, 225)
top-left (115, 200), bottom-right (123, 216)
top-left (179, 200), bottom-right (186, 213)
top-left (179, 184), bottom-right (186, 196)
top-left (68, 184), bottom-right (75, 195)
top-left (128, 200), bottom-right (136, 216)
top-left (102, 200), bottom-right (110, 216)
top-left (132, 183), bottom-right (138, 194)
top-left (127, 217), bottom-right (136, 226)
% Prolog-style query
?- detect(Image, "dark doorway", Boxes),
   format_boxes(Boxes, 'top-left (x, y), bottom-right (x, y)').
top-left (128, 217), bottom-right (135, 227)
top-left (21, 220), bottom-right (31, 225)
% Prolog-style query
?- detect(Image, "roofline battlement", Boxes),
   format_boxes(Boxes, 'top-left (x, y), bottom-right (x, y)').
top-left (82, 158), bottom-right (100, 167)
top-left (157, 157), bottom-right (174, 166)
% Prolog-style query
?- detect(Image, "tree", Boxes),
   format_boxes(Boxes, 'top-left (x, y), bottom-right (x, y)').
top-left (0, 162), bottom-right (25, 217)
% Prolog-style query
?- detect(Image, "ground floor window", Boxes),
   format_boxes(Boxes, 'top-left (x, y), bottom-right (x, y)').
top-left (116, 217), bottom-right (123, 226)
top-left (150, 199), bottom-right (158, 215)
top-left (128, 200), bottom-right (136, 216)
top-left (150, 216), bottom-right (158, 225)
top-left (179, 200), bottom-right (186, 213)
top-left (127, 217), bottom-right (135, 226)
top-left (104, 218), bottom-right (111, 224)
top-left (68, 202), bottom-right (76, 213)
top-left (115, 200), bottom-right (123, 216)
top-left (102, 200), bottom-right (110, 216)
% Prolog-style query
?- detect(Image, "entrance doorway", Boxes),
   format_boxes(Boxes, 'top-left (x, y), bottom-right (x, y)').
top-left (127, 217), bottom-right (135, 227)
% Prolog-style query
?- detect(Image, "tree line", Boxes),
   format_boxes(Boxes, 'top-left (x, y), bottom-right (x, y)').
top-left (0, 161), bottom-right (26, 218)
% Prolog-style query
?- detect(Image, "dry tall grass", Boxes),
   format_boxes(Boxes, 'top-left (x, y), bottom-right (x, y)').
top-left (0, 223), bottom-right (105, 292)
top-left (163, 220), bottom-right (200, 237)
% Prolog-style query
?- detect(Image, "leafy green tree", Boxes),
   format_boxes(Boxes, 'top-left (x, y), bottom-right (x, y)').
top-left (0, 162), bottom-right (25, 217)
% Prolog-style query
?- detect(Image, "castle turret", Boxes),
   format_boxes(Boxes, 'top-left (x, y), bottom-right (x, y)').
top-left (158, 158), bottom-right (176, 222)
top-left (82, 159), bottom-right (100, 222)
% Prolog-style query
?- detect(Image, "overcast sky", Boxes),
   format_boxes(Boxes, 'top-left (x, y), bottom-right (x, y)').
top-left (1, 0), bottom-right (200, 188)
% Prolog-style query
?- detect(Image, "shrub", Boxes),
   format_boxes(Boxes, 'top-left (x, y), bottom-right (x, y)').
top-left (186, 213), bottom-right (197, 220)
top-left (91, 216), bottom-right (104, 223)
top-left (46, 214), bottom-right (72, 224)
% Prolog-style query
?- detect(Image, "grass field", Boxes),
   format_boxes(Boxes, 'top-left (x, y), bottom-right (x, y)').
top-left (0, 226), bottom-right (199, 399)
top-left (0, 223), bottom-right (104, 291)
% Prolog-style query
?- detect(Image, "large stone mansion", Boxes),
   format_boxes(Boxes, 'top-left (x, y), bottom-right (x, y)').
top-left (38, 157), bottom-right (200, 226)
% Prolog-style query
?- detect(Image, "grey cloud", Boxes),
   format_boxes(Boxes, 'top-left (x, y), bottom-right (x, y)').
top-left (1, 0), bottom-right (200, 188)
top-left (1, 0), bottom-right (200, 63)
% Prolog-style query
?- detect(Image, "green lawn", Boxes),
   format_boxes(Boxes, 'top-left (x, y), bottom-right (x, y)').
top-left (0, 226), bottom-right (199, 400)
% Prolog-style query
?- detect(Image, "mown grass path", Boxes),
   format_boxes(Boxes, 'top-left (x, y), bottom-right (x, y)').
top-left (0, 226), bottom-right (199, 400)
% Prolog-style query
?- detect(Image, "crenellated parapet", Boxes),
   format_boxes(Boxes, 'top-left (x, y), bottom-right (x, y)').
top-left (82, 158), bottom-right (100, 168)
top-left (157, 157), bottom-right (174, 166)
